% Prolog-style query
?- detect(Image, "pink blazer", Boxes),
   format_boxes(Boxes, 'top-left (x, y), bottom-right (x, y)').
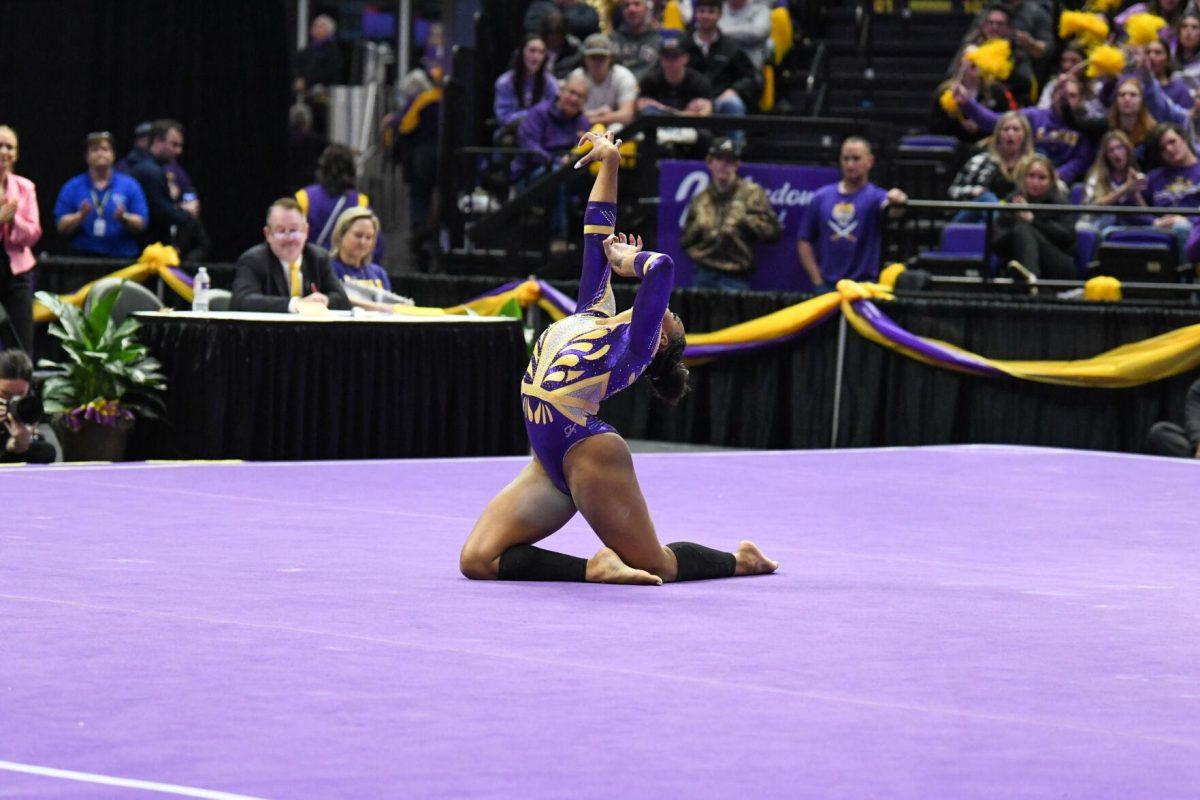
top-left (3, 173), bottom-right (42, 275)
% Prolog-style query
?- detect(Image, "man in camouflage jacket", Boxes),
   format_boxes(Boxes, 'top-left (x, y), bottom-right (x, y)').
top-left (680, 137), bottom-right (781, 290)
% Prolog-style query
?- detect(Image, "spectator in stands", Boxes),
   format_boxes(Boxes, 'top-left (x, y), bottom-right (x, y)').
top-left (0, 350), bottom-right (54, 464)
top-left (571, 34), bottom-right (639, 128)
top-left (525, 0), bottom-right (599, 41)
top-left (1036, 46), bottom-right (1106, 119)
top-left (993, 154), bottom-right (1076, 281)
top-left (1146, 377), bottom-right (1200, 458)
top-left (128, 120), bottom-right (199, 252)
top-left (955, 4), bottom-right (1034, 103)
top-left (680, 137), bottom-right (781, 290)
top-left (686, 0), bottom-right (761, 117)
top-left (1143, 122), bottom-right (1200, 252)
top-left (294, 15), bottom-right (342, 97)
top-left (296, 144), bottom-right (380, 257)
top-left (1107, 78), bottom-right (1158, 163)
top-left (516, 73), bottom-right (592, 242)
top-left (540, 11), bottom-right (583, 79)
top-left (1078, 130), bottom-right (1150, 235)
top-left (719, 0), bottom-right (772, 71)
top-left (1146, 39), bottom-right (1193, 109)
top-left (492, 34), bottom-right (556, 131)
top-left (385, 40), bottom-right (443, 266)
top-left (231, 197), bottom-right (350, 313)
top-left (611, 0), bottom-right (662, 80)
top-left (115, 121), bottom-right (152, 173)
top-left (1173, 12), bottom-right (1200, 92)
top-left (932, 46), bottom-right (1019, 142)
top-left (637, 31), bottom-right (713, 117)
top-left (947, 111), bottom-right (1033, 222)
top-left (952, 76), bottom-right (1093, 184)
top-left (286, 102), bottom-right (328, 192)
top-left (796, 136), bottom-right (908, 290)
top-left (0, 125), bottom-right (40, 355)
top-left (965, 0), bottom-right (1050, 84)
top-left (54, 132), bottom-right (148, 260)
top-left (495, 35), bottom-right (558, 132)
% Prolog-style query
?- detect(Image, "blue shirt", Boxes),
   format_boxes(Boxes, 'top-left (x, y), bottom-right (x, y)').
top-left (54, 171), bottom-right (149, 259)
top-left (799, 182), bottom-right (890, 283)
top-left (332, 258), bottom-right (391, 292)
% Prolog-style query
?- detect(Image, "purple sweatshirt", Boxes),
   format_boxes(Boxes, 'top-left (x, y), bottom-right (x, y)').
top-left (960, 97), bottom-right (1093, 184)
top-left (515, 99), bottom-right (591, 176)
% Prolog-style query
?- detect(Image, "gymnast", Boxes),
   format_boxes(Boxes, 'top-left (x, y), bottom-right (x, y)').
top-left (459, 130), bottom-right (778, 585)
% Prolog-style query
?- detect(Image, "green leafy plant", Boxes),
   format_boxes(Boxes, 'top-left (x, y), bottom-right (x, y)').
top-left (34, 287), bottom-right (166, 430)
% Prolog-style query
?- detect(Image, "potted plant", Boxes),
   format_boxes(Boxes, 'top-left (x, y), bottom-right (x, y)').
top-left (34, 287), bottom-right (166, 461)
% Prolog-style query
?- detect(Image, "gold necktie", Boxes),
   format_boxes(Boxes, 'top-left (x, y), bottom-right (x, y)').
top-left (289, 261), bottom-right (302, 298)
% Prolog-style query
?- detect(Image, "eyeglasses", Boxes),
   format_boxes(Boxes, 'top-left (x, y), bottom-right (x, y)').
top-left (269, 230), bottom-right (305, 241)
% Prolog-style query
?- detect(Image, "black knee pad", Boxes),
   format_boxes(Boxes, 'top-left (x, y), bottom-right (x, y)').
top-left (667, 542), bottom-right (736, 582)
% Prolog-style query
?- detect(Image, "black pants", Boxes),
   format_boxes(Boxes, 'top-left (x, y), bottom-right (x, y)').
top-left (0, 249), bottom-right (33, 355)
top-left (995, 225), bottom-right (1076, 280)
top-left (1147, 421), bottom-right (1196, 458)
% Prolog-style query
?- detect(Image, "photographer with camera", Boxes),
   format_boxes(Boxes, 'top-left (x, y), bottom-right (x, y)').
top-left (0, 349), bottom-right (54, 463)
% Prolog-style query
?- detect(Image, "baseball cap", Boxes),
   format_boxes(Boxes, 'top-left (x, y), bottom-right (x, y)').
top-left (708, 137), bottom-right (741, 160)
top-left (582, 33), bottom-right (614, 57)
top-left (659, 29), bottom-right (686, 56)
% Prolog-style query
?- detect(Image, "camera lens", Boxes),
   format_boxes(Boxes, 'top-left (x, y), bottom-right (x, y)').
top-left (9, 394), bottom-right (43, 425)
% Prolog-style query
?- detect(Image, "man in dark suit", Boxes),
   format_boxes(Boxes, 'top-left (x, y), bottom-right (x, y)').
top-left (231, 197), bottom-right (350, 312)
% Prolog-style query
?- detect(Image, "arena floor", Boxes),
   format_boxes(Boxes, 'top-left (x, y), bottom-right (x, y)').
top-left (3, 446), bottom-right (1198, 798)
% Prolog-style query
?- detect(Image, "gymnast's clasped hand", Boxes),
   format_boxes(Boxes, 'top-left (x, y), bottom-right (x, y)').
top-left (574, 129), bottom-right (622, 170)
top-left (603, 232), bottom-right (642, 278)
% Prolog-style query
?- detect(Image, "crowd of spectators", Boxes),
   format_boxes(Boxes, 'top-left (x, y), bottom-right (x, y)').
top-left (937, 0), bottom-right (1200, 280)
top-left (491, 0), bottom-right (779, 249)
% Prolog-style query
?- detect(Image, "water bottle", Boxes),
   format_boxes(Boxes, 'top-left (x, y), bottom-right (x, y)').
top-left (192, 266), bottom-right (210, 313)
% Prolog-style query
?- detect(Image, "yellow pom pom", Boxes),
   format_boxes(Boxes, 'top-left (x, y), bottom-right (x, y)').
top-left (1084, 275), bottom-right (1123, 302)
top-left (1059, 11), bottom-right (1109, 47)
top-left (1086, 0), bottom-right (1122, 13)
top-left (939, 88), bottom-right (959, 115)
top-left (1086, 44), bottom-right (1126, 78)
top-left (1126, 12), bottom-right (1168, 46)
top-left (967, 38), bottom-right (1013, 81)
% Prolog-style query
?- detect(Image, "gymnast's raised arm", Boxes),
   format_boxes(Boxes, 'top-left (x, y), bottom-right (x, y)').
top-left (573, 130), bottom-right (622, 315)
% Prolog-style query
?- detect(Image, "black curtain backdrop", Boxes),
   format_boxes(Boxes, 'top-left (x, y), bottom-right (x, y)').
top-left (391, 275), bottom-right (1200, 454)
top-left (0, 0), bottom-right (291, 261)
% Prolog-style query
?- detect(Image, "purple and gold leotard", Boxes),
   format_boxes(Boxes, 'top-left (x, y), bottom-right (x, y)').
top-left (521, 201), bottom-right (675, 495)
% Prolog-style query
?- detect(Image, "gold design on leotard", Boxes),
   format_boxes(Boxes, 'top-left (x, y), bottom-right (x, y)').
top-left (583, 224), bottom-right (615, 235)
top-left (582, 344), bottom-right (610, 361)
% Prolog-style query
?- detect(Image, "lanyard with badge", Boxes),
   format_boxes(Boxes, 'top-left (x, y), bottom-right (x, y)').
top-left (90, 186), bottom-right (112, 237)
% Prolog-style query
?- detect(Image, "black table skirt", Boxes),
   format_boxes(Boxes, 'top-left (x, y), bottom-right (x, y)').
top-left (131, 315), bottom-right (529, 460)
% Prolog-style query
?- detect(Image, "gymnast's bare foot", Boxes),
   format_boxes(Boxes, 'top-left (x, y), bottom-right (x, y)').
top-left (734, 541), bottom-right (779, 576)
top-left (586, 547), bottom-right (663, 585)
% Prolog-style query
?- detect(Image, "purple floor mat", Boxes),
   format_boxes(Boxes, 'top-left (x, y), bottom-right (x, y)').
top-left (2, 446), bottom-right (1199, 799)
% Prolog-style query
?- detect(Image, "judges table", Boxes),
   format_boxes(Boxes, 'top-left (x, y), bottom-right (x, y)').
top-left (130, 311), bottom-right (529, 460)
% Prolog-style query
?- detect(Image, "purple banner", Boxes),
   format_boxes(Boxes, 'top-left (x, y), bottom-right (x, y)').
top-left (657, 160), bottom-right (839, 291)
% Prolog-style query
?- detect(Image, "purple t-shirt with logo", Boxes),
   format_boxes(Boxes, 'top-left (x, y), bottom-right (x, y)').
top-left (798, 182), bottom-right (890, 283)
top-left (1145, 162), bottom-right (1200, 209)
